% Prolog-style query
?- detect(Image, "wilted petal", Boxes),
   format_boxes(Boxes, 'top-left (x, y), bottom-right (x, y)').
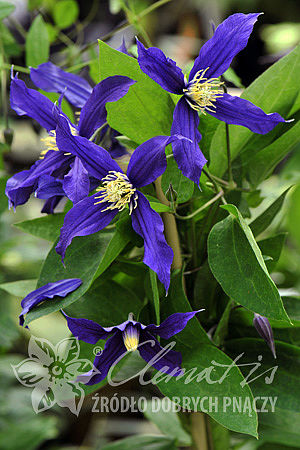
top-left (209, 93), bottom-right (286, 134)
top-left (19, 278), bottom-right (82, 326)
top-left (78, 76), bottom-right (136, 139)
top-left (253, 313), bottom-right (276, 358)
top-left (171, 97), bottom-right (207, 185)
top-left (63, 157), bottom-right (90, 203)
top-left (30, 62), bottom-right (92, 108)
top-left (146, 310), bottom-right (203, 339)
top-left (137, 38), bottom-right (185, 94)
top-left (189, 13), bottom-right (262, 80)
top-left (131, 193), bottom-right (173, 292)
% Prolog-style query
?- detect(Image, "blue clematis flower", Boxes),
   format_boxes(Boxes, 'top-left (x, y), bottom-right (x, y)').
top-left (53, 111), bottom-right (189, 291)
top-left (19, 278), bottom-right (82, 326)
top-left (64, 310), bottom-right (203, 384)
top-left (136, 13), bottom-right (288, 184)
top-left (6, 72), bottom-right (135, 210)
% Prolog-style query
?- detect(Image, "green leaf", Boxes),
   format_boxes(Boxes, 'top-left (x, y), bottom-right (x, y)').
top-left (0, 22), bottom-right (21, 57)
top-left (53, 0), bottom-right (79, 29)
top-left (15, 213), bottom-right (65, 242)
top-left (250, 187), bottom-right (292, 237)
top-left (99, 40), bottom-right (174, 144)
top-left (158, 273), bottom-right (258, 436)
top-left (226, 339), bottom-right (300, 448)
top-left (25, 232), bottom-right (116, 324)
top-left (0, 279), bottom-right (37, 297)
top-left (144, 400), bottom-right (191, 446)
top-left (161, 157), bottom-right (194, 204)
top-left (25, 15), bottom-right (49, 67)
top-left (145, 195), bottom-right (172, 213)
top-left (222, 67), bottom-right (244, 89)
top-left (258, 233), bottom-right (287, 273)
top-left (287, 184), bottom-right (300, 249)
top-left (102, 435), bottom-right (176, 450)
top-left (0, 2), bottom-right (15, 20)
top-left (208, 205), bottom-right (290, 321)
top-left (209, 44), bottom-right (300, 178)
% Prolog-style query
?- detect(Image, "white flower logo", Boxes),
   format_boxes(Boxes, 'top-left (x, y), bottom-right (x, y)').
top-left (12, 336), bottom-right (97, 415)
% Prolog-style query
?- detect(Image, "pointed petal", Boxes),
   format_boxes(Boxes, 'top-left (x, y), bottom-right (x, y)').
top-left (10, 75), bottom-right (56, 131)
top-left (30, 62), bottom-right (92, 108)
top-left (63, 312), bottom-right (116, 343)
top-left (41, 196), bottom-right (63, 214)
top-left (210, 93), bottom-right (286, 134)
top-left (136, 38), bottom-right (185, 94)
top-left (118, 37), bottom-right (131, 56)
top-left (55, 193), bottom-right (118, 262)
top-left (83, 332), bottom-right (127, 385)
top-left (189, 13), bottom-right (262, 81)
top-left (171, 97), bottom-right (207, 185)
top-left (63, 157), bottom-right (90, 204)
top-left (55, 111), bottom-right (121, 179)
top-left (127, 135), bottom-right (190, 188)
top-left (78, 76), bottom-right (136, 139)
top-left (131, 193), bottom-right (173, 292)
top-left (139, 330), bottom-right (182, 375)
top-left (146, 310), bottom-right (203, 339)
top-left (19, 278), bottom-right (82, 326)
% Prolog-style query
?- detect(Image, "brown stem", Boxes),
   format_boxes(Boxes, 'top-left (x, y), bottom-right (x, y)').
top-left (191, 412), bottom-right (209, 450)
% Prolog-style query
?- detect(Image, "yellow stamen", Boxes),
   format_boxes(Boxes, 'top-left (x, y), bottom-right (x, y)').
top-left (40, 132), bottom-right (58, 159)
top-left (94, 171), bottom-right (138, 214)
top-left (123, 325), bottom-right (139, 352)
top-left (183, 67), bottom-right (224, 114)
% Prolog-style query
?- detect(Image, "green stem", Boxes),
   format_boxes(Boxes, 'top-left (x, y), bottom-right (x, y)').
top-left (1, 63), bottom-right (30, 74)
top-left (221, 79), bottom-right (234, 186)
top-left (139, 0), bottom-right (172, 18)
top-left (175, 190), bottom-right (224, 221)
top-left (149, 269), bottom-right (160, 325)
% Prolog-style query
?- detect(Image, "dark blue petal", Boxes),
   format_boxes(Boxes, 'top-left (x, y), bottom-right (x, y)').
top-left (78, 76), bottom-right (136, 139)
top-left (55, 111), bottom-right (121, 179)
top-left (10, 75), bottom-right (56, 131)
top-left (136, 38), bottom-right (185, 94)
top-left (189, 13), bottom-right (262, 81)
top-left (127, 135), bottom-right (190, 188)
top-left (19, 278), bottom-right (82, 326)
top-left (36, 175), bottom-right (65, 199)
top-left (210, 93), bottom-right (286, 134)
top-left (83, 332), bottom-right (127, 385)
top-left (131, 193), bottom-right (173, 292)
top-left (41, 196), bottom-right (63, 214)
top-left (171, 97), bottom-right (207, 185)
top-left (63, 157), bottom-right (90, 204)
top-left (146, 310), bottom-right (203, 339)
top-left (118, 37), bottom-right (131, 56)
top-left (30, 62), bottom-right (92, 108)
top-left (139, 330), bottom-right (182, 376)
top-left (55, 193), bottom-right (118, 262)
top-left (63, 313), bottom-right (116, 343)
top-left (253, 313), bottom-right (276, 358)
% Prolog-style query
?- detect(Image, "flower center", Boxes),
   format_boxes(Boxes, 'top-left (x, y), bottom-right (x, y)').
top-left (183, 67), bottom-right (224, 113)
top-left (40, 123), bottom-right (77, 159)
top-left (123, 324), bottom-right (139, 352)
top-left (94, 171), bottom-right (138, 214)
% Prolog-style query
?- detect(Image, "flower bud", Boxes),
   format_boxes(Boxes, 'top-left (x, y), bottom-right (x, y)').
top-left (253, 313), bottom-right (276, 359)
top-left (3, 128), bottom-right (14, 146)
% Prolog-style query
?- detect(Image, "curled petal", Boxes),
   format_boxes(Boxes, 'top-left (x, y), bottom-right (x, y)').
top-left (63, 157), bottom-right (90, 204)
top-left (30, 62), bottom-right (93, 108)
top-left (19, 279), bottom-right (82, 326)
top-left (136, 38), bottom-right (185, 94)
top-left (210, 93), bottom-right (286, 134)
top-left (146, 310), bottom-right (204, 339)
top-left (131, 193), bottom-right (173, 292)
top-left (36, 175), bottom-right (65, 199)
top-left (41, 196), bottom-right (63, 214)
top-left (253, 313), bottom-right (276, 358)
top-left (10, 75), bottom-right (57, 131)
top-left (78, 76), bottom-right (136, 139)
top-left (189, 13), bottom-right (262, 81)
top-left (55, 193), bottom-right (118, 262)
top-left (171, 97), bottom-right (207, 185)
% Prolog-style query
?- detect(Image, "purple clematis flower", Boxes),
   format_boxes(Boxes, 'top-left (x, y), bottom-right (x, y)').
top-left (64, 310), bottom-right (202, 385)
top-left (19, 278), bottom-right (82, 326)
top-left (53, 111), bottom-right (189, 291)
top-left (137, 13), bottom-right (288, 184)
top-left (6, 72), bottom-right (135, 210)
top-left (253, 313), bottom-right (276, 359)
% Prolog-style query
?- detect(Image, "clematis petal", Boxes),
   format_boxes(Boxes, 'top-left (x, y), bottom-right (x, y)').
top-left (55, 193), bottom-right (118, 262)
top-left (36, 175), bottom-right (65, 199)
top-left (41, 196), bottom-right (63, 214)
top-left (10, 75), bottom-right (57, 131)
top-left (138, 330), bottom-right (182, 375)
top-left (189, 13), bottom-right (262, 81)
top-left (78, 76), bottom-right (136, 139)
top-left (19, 278), bottom-right (82, 326)
top-left (136, 38), bottom-right (185, 94)
top-left (171, 97), bottom-right (207, 185)
top-left (127, 135), bottom-right (191, 188)
top-left (146, 310), bottom-right (203, 339)
top-left (30, 62), bottom-right (92, 108)
top-left (55, 112), bottom-right (121, 180)
top-left (63, 313), bottom-right (119, 343)
top-left (83, 332), bottom-right (127, 385)
top-left (209, 93), bottom-right (286, 134)
top-left (131, 193), bottom-right (173, 292)
top-left (118, 37), bottom-right (131, 56)
top-left (63, 157), bottom-right (90, 204)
